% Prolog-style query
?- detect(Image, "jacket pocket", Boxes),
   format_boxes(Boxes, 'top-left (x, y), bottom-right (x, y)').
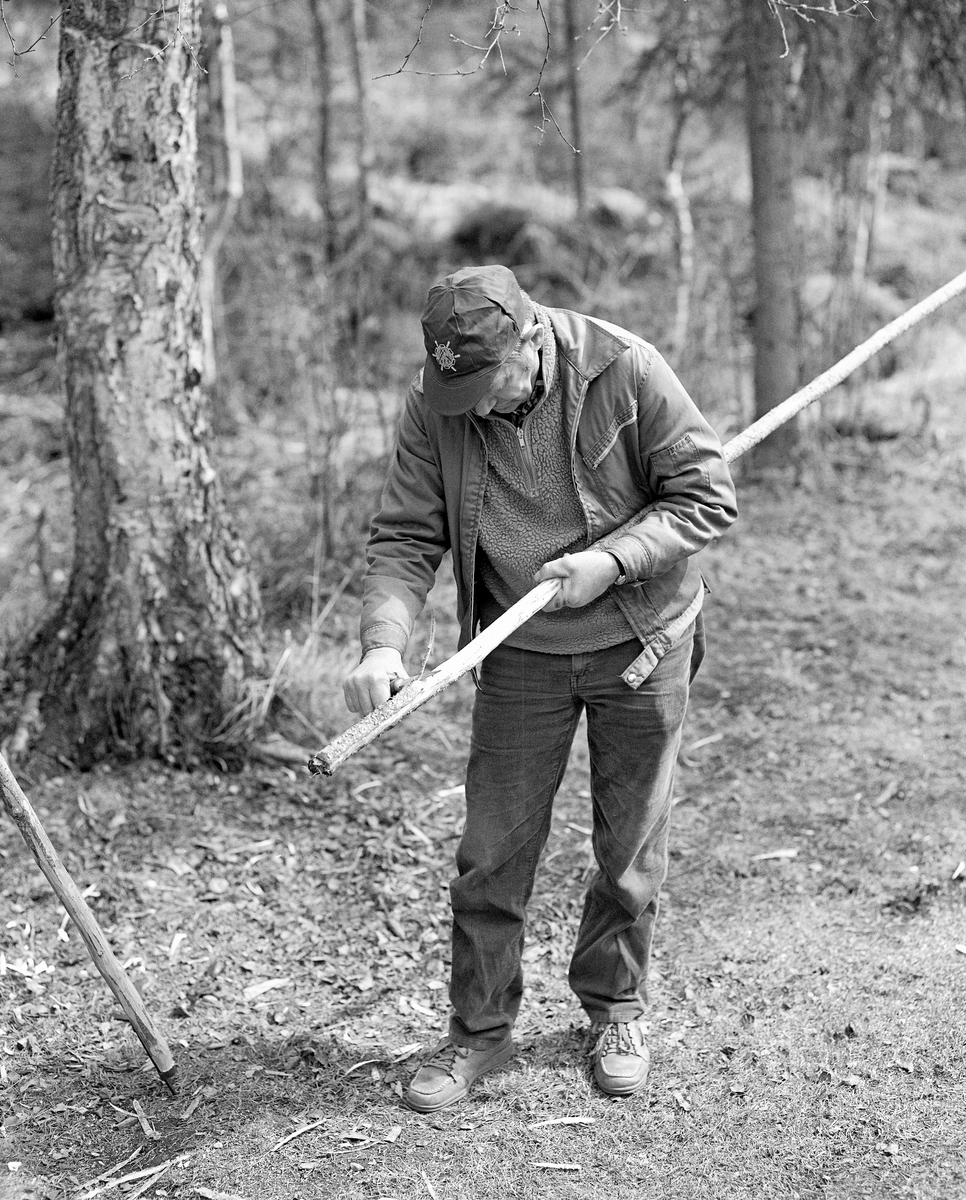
top-left (647, 433), bottom-right (711, 491)
top-left (582, 402), bottom-right (638, 471)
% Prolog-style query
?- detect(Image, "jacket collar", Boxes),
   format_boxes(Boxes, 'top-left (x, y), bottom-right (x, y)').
top-left (542, 305), bottom-right (629, 385)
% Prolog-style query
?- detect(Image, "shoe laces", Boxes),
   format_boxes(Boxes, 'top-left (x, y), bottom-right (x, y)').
top-left (426, 1041), bottom-right (468, 1074)
top-left (591, 1022), bottom-right (642, 1060)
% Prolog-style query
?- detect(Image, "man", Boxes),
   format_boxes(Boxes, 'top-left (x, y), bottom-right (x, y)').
top-left (343, 265), bottom-right (737, 1112)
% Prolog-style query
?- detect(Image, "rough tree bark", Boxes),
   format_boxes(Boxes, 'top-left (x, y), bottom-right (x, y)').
top-left (4, 0), bottom-right (264, 766)
top-left (742, 0), bottom-right (801, 468)
top-left (199, 0), bottom-right (244, 412)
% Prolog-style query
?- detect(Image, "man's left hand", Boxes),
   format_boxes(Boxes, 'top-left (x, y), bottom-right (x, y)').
top-left (534, 551), bottom-right (620, 611)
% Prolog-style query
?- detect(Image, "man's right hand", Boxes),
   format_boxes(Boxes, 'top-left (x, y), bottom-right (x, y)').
top-left (343, 647), bottom-right (408, 716)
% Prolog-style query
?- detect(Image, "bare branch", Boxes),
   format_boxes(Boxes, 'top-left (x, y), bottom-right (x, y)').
top-left (120, 0), bottom-right (206, 80)
top-left (374, 0), bottom-right (433, 79)
top-left (766, 0), bottom-right (874, 56)
top-left (528, 0), bottom-right (578, 152)
top-left (1, 2), bottom-right (62, 69)
top-left (377, 0), bottom-right (580, 155)
top-left (578, 0), bottom-right (628, 69)
top-left (376, 1), bottom-right (525, 80)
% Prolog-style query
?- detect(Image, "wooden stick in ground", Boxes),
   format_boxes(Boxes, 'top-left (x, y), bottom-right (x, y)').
top-left (307, 266), bottom-right (966, 776)
top-left (0, 751), bottom-right (180, 1094)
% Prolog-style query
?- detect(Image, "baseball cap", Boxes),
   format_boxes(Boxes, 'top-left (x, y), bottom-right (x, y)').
top-left (420, 265), bottom-right (530, 415)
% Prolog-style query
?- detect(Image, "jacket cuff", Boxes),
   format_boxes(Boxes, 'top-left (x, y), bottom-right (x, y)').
top-left (603, 534), bottom-right (653, 583)
top-left (360, 622), bottom-right (409, 656)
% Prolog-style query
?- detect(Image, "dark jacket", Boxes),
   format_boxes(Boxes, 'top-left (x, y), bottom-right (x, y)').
top-left (361, 306), bottom-right (738, 680)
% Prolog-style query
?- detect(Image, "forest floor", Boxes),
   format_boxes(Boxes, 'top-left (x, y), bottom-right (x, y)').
top-left (2, 349), bottom-right (966, 1199)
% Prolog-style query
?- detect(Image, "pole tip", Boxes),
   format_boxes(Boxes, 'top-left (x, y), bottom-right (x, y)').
top-left (160, 1063), bottom-right (181, 1097)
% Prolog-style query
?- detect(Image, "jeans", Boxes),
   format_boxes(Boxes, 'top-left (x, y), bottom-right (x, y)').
top-left (448, 621), bottom-right (700, 1049)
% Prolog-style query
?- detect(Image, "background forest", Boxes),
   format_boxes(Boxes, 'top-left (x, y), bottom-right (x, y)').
top-left (3, 0), bottom-right (965, 651)
top-left (1, 2), bottom-right (965, 1199)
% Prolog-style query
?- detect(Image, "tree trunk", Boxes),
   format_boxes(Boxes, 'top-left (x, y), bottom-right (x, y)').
top-left (344, 0), bottom-right (371, 242)
top-left (307, 0), bottom-right (338, 260)
top-left (827, 21), bottom-right (883, 363)
top-left (742, 0), bottom-right (801, 468)
top-left (563, 0), bottom-right (586, 218)
top-left (200, 0), bottom-right (244, 416)
top-left (8, 0), bottom-right (264, 767)
top-left (665, 101), bottom-right (694, 371)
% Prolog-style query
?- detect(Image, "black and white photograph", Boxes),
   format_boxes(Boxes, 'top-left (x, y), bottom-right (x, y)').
top-left (1, 2), bottom-right (964, 1196)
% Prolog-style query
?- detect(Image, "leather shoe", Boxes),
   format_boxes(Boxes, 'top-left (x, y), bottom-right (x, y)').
top-left (404, 1037), bottom-right (515, 1113)
top-left (589, 1020), bottom-right (650, 1096)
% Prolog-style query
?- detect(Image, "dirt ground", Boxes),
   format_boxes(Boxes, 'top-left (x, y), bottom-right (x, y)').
top-left (2, 391), bottom-right (966, 1198)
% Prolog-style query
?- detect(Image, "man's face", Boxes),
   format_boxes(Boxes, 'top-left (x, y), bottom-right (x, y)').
top-left (472, 324), bottom-right (545, 418)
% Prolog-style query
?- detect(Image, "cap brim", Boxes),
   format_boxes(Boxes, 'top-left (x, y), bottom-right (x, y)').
top-left (421, 355), bottom-right (504, 416)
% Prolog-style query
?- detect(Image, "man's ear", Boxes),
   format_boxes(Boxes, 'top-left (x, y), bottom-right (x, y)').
top-left (524, 323), bottom-right (545, 352)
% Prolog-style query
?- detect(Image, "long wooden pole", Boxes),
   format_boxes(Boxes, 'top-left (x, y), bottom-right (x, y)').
top-left (308, 267), bottom-right (966, 776)
top-left (722, 266), bottom-right (966, 464)
top-left (0, 752), bottom-right (179, 1094)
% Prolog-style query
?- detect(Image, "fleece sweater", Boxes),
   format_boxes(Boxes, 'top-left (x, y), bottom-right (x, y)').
top-left (476, 307), bottom-right (634, 654)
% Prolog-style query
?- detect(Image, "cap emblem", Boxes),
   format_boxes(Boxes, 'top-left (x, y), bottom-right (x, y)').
top-left (433, 340), bottom-right (460, 372)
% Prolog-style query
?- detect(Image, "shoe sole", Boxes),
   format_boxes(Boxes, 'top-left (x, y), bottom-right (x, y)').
top-left (404, 1042), bottom-right (515, 1114)
top-left (594, 1067), bottom-right (649, 1097)
top-left (596, 1076), bottom-right (648, 1097)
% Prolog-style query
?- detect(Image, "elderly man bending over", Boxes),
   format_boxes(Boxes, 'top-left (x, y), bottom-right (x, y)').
top-left (343, 264), bottom-right (737, 1112)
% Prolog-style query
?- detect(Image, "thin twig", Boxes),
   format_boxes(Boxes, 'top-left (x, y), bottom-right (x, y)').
top-left (120, 0), bottom-right (206, 80)
top-left (416, 610), bottom-right (437, 680)
top-left (0, 3), bottom-right (62, 68)
top-left (528, 0), bottom-right (579, 150)
top-left (124, 1162), bottom-right (173, 1200)
top-left (308, 565), bottom-right (356, 637)
top-left (268, 1118), bottom-right (326, 1153)
top-left (766, 0), bottom-right (872, 57)
top-left (377, 1), bottom-right (521, 79)
top-left (374, 0), bottom-right (434, 78)
top-left (579, 0), bottom-right (626, 69)
top-left (75, 1156), bottom-right (190, 1200)
top-left (75, 1148), bottom-right (143, 1194)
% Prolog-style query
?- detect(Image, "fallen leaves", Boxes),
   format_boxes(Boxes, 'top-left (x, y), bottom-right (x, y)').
top-left (131, 1098), bottom-right (160, 1141)
top-left (0, 952), bottom-right (55, 979)
top-left (404, 996), bottom-right (436, 1018)
top-left (526, 1116), bottom-right (595, 1130)
top-left (242, 977), bottom-right (290, 1002)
